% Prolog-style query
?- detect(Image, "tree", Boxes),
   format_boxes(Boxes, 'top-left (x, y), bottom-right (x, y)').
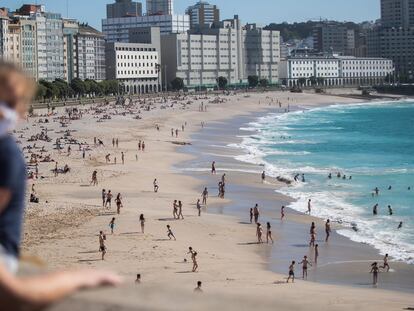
top-left (70, 78), bottom-right (86, 97)
top-left (248, 75), bottom-right (259, 88)
top-left (171, 77), bottom-right (184, 91)
top-left (309, 76), bottom-right (317, 86)
top-left (36, 83), bottom-right (47, 100)
top-left (216, 76), bottom-right (228, 90)
top-left (53, 79), bottom-right (71, 99)
top-left (259, 78), bottom-right (269, 88)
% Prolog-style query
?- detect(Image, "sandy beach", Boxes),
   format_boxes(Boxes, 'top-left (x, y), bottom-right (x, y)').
top-left (18, 89), bottom-right (414, 310)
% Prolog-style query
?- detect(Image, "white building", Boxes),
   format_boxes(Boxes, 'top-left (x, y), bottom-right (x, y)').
top-left (161, 16), bottom-right (280, 89)
top-left (105, 28), bottom-right (161, 94)
top-left (279, 55), bottom-right (394, 87)
top-left (0, 11), bottom-right (8, 58)
top-left (102, 14), bottom-right (189, 42)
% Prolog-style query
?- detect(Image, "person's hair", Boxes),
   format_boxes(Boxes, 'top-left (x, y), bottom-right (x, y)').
top-left (0, 61), bottom-right (35, 108)
top-left (197, 281), bottom-right (202, 286)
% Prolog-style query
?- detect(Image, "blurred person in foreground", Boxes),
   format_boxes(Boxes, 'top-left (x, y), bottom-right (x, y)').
top-left (0, 62), bottom-right (121, 311)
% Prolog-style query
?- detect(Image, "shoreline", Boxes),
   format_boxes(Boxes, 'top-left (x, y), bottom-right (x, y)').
top-left (20, 90), bottom-right (414, 310)
top-left (176, 99), bottom-right (414, 292)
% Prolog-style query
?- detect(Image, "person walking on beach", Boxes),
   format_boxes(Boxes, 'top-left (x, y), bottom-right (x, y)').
top-left (314, 244), bottom-right (319, 264)
top-left (91, 170), bottom-right (98, 186)
top-left (139, 214), bottom-right (145, 234)
top-left (281, 205), bottom-right (285, 220)
top-left (287, 261), bottom-right (296, 283)
top-left (211, 161), bottom-right (216, 174)
top-left (380, 254), bottom-right (390, 272)
top-left (105, 190), bottom-right (113, 209)
top-left (192, 252), bottom-right (199, 272)
top-left (253, 204), bottom-right (260, 223)
top-left (101, 189), bottom-right (106, 207)
top-left (167, 225), bottom-right (176, 240)
top-left (121, 152), bottom-right (125, 165)
top-left (196, 199), bottom-right (202, 216)
top-left (173, 200), bottom-right (178, 219)
top-left (153, 179), bottom-right (159, 193)
top-left (325, 219), bottom-right (331, 242)
top-left (370, 262), bottom-right (379, 285)
top-left (99, 231), bottom-right (107, 260)
top-left (261, 171), bottom-right (266, 183)
top-left (202, 187), bottom-right (208, 205)
top-left (256, 223), bottom-right (263, 243)
top-left (373, 204), bottom-right (378, 215)
top-left (249, 208), bottom-right (253, 223)
top-left (115, 193), bottom-right (123, 214)
top-left (266, 222), bottom-right (274, 244)
top-left (109, 217), bottom-right (116, 234)
top-left (307, 199), bottom-right (312, 214)
top-left (299, 256), bottom-right (312, 280)
top-left (178, 200), bottom-right (184, 220)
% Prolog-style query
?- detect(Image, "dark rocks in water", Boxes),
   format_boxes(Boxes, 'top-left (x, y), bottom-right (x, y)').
top-left (171, 141), bottom-right (192, 146)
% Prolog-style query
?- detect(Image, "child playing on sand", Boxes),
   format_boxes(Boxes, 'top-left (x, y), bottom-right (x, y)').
top-left (287, 261), bottom-right (295, 283)
top-left (167, 225), bottom-right (176, 240)
top-left (299, 256), bottom-right (312, 280)
top-left (109, 218), bottom-right (116, 234)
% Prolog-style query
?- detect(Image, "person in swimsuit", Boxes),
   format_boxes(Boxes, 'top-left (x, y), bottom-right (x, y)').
top-left (281, 205), bottom-right (285, 220)
top-left (115, 193), bottom-right (122, 214)
top-left (261, 171), bottom-right (266, 183)
top-left (286, 261), bottom-right (296, 283)
top-left (105, 190), bottom-right (113, 209)
top-left (211, 161), bottom-right (216, 174)
top-left (249, 208), bottom-right (253, 223)
top-left (256, 223), bottom-right (263, 243)
top-left (370, 262), bottom-right (379, 285)
top-left (101, 189), bottom-right (106, 207)
top-left (194, 281), bottom-right (203, 293)
top-left (325, 219), bottom-right (331, 242)
top-left (109, 217), bottom-right (115, 234)
top-left (192, 252), bottom-right (198, 272)
top-left (173, 200), bottom-right (178, 219)
top-left (307, 199), bottom-right (312, 214)
top-left (253, 204), bottom-right (260, 224)
top-left (299, 256), bottom-right (312, 279)
top-left (380, 254), bottom-right (390, 272)
top-left (99, 231), bottom-right (107, 260)
top-left (177, 200), bottom-right (184, 220)
top-left (135, 274), bottom-right (141, 284)
top-left (139, 214), bottom-right (145, 234)
top-left (202, 188), bottom-right (208, 205)
top-left (196, 199), bottom-right (201, 216)
top-left (167, 225), bottom-right (176, 240)
top-left (153, 179), bottom-right (159, 193)
top-left (266, 222), bottom-right (274, 244)
top-left (314, 244), bottom-right (319, 264)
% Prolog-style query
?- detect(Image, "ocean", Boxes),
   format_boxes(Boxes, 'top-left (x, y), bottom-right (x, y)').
top-left (234, 101), bottom-right (414, 264)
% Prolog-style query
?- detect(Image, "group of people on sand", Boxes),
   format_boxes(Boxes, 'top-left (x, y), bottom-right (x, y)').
top-left (173, 200), bottom-right (185, 219)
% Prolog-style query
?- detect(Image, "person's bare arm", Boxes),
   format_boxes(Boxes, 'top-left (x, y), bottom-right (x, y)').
top-left (0, 264), bottom-right (121, 311)
top-left (0, 188), bottom-right (11, 214)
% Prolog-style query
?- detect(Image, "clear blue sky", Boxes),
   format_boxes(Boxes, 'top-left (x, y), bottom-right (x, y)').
top-left (2, 0), bottom-right (380, 30)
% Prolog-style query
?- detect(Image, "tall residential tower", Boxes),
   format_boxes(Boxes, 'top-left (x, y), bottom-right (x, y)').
top-left (146, 0), bottom-right (173, 15)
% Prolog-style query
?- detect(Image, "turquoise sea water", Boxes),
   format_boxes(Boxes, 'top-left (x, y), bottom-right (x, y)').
top-left (235, 101), bottom-right (414, 263)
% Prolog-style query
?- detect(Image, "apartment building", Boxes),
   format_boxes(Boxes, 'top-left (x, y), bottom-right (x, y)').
top-left (105, 27), bottom-right (161, 94)
top-left (147, 0), bottom-right (173, 15)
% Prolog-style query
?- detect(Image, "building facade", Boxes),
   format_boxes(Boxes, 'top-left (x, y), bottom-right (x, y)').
top-left (367, 0), bottom-right (414, 81)
top-left (380, 0), bottom-right (414, 28)
top-left (313, 22), bottom-right (355, 56)
top-left (102, 14), bottom-right (189, 42)
top-left (186, 1), bottom-right (220, 30)
top-left (105, 28), bottom-right (161, 94)
top-left (161, 16), bottom-right (280, 89)
top-left (75, 25), bottom-right (106, 81)
top-left (107, 0), bottom-right (142, 18)
top-left (0, 10), bottom-right (8, 58)
top-left (146, 0), bottom-right (173, 15)
top-left (279, 55), bottom-right (394, 87)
